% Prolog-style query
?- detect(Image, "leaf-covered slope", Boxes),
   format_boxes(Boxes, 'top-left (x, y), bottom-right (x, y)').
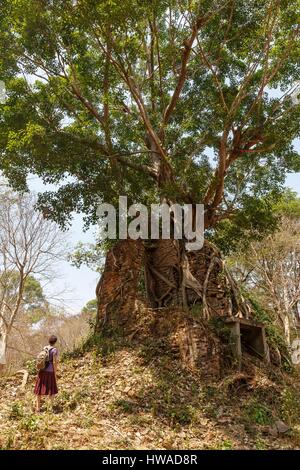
top-left (1, 346), bottom-right (300, 450)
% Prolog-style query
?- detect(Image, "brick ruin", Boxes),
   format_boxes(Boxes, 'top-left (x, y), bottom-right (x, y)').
top-left (95, 239), bottom-right (267, 377)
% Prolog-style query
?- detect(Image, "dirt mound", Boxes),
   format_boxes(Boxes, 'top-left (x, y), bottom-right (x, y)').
top-left (1, 339), bottom-right (300, 450)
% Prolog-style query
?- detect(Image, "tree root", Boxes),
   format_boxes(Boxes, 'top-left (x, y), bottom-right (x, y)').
top-left (96, 238), bottom-right (256, 332)
top-left (202, 256), bottom-right (219, 319)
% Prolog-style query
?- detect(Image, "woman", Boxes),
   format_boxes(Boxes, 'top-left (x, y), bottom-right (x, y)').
top-left (34, 335), bottom-right (59, 412)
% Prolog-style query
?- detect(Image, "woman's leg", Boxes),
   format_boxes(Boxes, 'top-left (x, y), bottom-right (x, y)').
top-left (50, 394), bottom-right (56, 409)
top-left (44, 394), bottom-right (55, 412)
top-left (36, 395), bottom-right (41, 412)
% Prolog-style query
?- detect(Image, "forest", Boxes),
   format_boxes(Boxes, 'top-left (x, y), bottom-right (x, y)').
top-left (0, 0), bottom-right (300, 452)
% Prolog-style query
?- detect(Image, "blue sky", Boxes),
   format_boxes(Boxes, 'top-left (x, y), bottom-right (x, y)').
top-left (28, 170), bottom-right (300, 314)
top-left (27, 176), bottom-right (98, 313)
top-left (286, 172), bottom-right (300, 194)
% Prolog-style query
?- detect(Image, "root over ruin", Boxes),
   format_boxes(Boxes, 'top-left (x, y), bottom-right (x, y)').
top-left (95, 239), bottom-right (267, 377)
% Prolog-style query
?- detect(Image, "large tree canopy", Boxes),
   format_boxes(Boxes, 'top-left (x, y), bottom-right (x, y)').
top-left (0, 0), bottom-right (300, 231)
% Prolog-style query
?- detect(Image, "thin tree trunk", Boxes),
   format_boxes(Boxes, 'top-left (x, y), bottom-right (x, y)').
top-left (283, 314), bottom-right (291, 346)
top-left (0, 326), bottom-right (7, 367)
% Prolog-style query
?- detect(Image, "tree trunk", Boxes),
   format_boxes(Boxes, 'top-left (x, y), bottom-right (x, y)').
top-left (0, 327), bottom-right (7, 368)
top-left (95, 239), bottom-right (145, 332)
top-left (144, 238), bottom-right (248, 316)
top-left (95, 238), bottom-right (252, 326)
top-left (283, 313), bottom-right (291, 346)
top-left (95, 238), bottom-right (256, 374)
top-left (274, 305), bottom-right (292, 346)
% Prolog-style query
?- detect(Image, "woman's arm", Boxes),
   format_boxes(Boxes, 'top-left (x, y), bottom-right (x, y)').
top-left (53, 352), bottom-right (58, 376)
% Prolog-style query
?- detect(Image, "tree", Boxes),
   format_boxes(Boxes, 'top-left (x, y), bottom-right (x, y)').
top-left (1, 271), bottom-right (48, 324)
top-left (81, 299), bottom-right (97, 316)
top-left (0, 190), bottom-right (65, 367)
top-left (81, 298), bottom-right (97, 328)
top-left (69, 241), bottom-right (104, 274)
top-left (229, 193), bottom-right (300, 345)
top-left (0, 1), bottom-right (299, 329)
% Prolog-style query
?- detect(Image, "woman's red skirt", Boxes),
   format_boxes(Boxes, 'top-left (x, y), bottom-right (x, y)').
top-left (34, 371), bottom-right (58, 396)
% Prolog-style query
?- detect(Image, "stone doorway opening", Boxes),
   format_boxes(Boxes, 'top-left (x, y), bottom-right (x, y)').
top-left (224, 317), bottom-right (269, 369)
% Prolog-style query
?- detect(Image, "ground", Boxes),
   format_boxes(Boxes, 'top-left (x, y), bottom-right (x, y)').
top-left (1, 337), bottom-right (300, 450)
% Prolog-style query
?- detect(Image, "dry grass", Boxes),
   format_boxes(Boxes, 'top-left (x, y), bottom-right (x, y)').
top-left (1, 340), bottom-right (300, 450)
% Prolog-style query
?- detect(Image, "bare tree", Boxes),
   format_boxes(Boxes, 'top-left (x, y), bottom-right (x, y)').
top-left (0, 190), bottom-right (66, 369)
top-left (230, 217), bottom-right (300, 345)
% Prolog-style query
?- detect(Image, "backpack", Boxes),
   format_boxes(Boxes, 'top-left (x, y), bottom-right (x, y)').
top-left (36, 346), bottom-right (52, 370)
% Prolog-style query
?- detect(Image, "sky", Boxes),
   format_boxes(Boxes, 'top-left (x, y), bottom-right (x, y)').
top-left (286, 172), bottom-right (300, 194)
top-left (27, 170), bottom-right (300, 314)
top-left (45, 213), bottom-right (98, 314)
top-left (27, 176), bottom-right (98, 314)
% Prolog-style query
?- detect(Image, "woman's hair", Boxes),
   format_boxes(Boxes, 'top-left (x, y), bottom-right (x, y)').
top-left (49, 335), bottom-right (58, 346)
